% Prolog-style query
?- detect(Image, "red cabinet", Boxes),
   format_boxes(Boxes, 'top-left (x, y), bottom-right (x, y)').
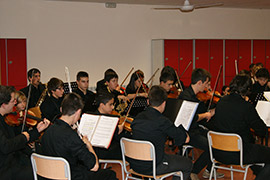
top-left (179, 40), bottom-right (193, 86)
top-left (225, 40), bottom-right (238, 85)
top-left (195, 40), bottom-right (209, 70)
top-left (0, 39), bottom-right (27, 90)
top-left (265, 40), bottom-right (270, 70)
top-left (238, 40), bottom-right (251, 72)
top-left (253, 40), bottom-right (266, 65)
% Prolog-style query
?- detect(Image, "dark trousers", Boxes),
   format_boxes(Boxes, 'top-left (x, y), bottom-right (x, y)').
top-left (87, 169), bottom-right (118, 180)
top-left (188, 128), bottom-right (212, 174)
top-left (214, 143), bottom-right (270, 180)
top-left (155, 154), bottom-right (193, 180)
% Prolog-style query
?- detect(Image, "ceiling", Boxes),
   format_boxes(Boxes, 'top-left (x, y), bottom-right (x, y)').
top-left (52, 0), bottom-right (270, 10)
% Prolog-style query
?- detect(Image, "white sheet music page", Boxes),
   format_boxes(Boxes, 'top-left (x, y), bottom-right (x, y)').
top-left (174, 100), bottom-right (199, 131)
top-left (256, 100), bottom-right (270, 127)
top-left (78, 114), bottom-right (100, 141)
top-left (91, 115), bottom-right (119, 149)
top-left (264, 91), bottom-right (270, 101)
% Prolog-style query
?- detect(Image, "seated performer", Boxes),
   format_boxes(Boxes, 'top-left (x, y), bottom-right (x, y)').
top-left (131, 85), bottom-right (193, 180)
top-left (159, 72), bottom-right (175, 93)
top-left (249, 68), bottom-right (270, 104)
top-left (40, 77), bottom-right (64, 122)
top-left (125, 70), bottom-right (148, 98)
top-left (73, 71), bottom-right (96, 113)
top-left (93, 93), bottom-right (124, 160)
top-left (213, 74), bottom-right (270, 180)
top-left (41, 93), bottom-right (117, 180)
top-left (0, 85), bottom-right (50, 180)
top-left (20, 68), bottom-right (46, 108)
top-left (178, 68), bottom-right (224, 180)
top-left (96, 68), bottom-right (117, 93)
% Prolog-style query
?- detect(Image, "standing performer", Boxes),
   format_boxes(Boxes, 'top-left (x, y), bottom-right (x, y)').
top-left (20, 68), bottom-right (46, 108)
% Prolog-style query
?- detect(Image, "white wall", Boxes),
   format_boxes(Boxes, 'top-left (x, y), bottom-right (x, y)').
top-left (1, 0), bottom-right (270, 87)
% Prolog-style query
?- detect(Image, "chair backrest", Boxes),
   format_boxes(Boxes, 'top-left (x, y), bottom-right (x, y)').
top-left (207, 131), bottom-right (244, 166)
top-left (31, 153), bottom-right (71, 180)
top-left (120, 138), bottom-right (157, 177)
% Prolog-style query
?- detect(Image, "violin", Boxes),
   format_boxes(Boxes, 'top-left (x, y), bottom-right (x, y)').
top-left (111, 110), bottom-right (133, 132)
top-left (5, 107), bottom-right (43, 127)
top-left (168, 86), bottom-right (181, 99)
top-left (196, 89), bottom-right (221, 104)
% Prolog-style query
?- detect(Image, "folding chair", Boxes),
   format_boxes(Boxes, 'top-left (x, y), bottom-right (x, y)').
top-left (31, 153), bottom-right (71, 180)
top-left (207, 131), bottom-right (264, 180)
top-left (120, 137), bottom-right (183, 180)
top-left (99, 159), bottom-right (125, 180)
top-left (182, 144), bottom-right (194, 160)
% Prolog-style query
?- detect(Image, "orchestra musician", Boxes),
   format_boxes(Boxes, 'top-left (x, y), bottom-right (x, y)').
top-left (178, 68), bottom-right (224, 180)
top-left (96, 68), bottom-right (116, 93)
top-left (159, 72), bottom-right (175, 93)
top-left (73, 71), bottom-right (97, 113)
top-left (0, 85), bottom-right (50, 180)
top-left (41, 93), bottom-right (117, 180)
top-left (131, 86), bottom-right (193, 180)
top-left (93, 93), bottom-right (125, 160)
top-left (40, 77), bottom-right (64, 122)
top-left (212, 74), bottom-right (270, 180)
top-left (20, 68), bottom-right (46, 108)
top-left (125, 70), bottom-right (148, 98)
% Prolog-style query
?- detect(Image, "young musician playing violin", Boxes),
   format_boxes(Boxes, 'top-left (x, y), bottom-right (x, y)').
top-left (159, 72), bottom-right (175, 93)
top-left (41, 93), bottom-right (117, 180)
top-left (20, 68), bottom-right (46, 108)
top-left (126, 70), bottom-right (148, 98)
top-left (178, 68), bottom-right (224, 180)
top-left (213, 74), bottom-right (270, 180)
top-left (74, 71), bottom-right (96, 113)
top-left (96, 68), bottom-right (116, 93)
top-left (0, 85), bottom-right (50, 180)
top-left (93, 93), bottom-right (125, 160)
top-left (40, 77), bottom-right (64, 122)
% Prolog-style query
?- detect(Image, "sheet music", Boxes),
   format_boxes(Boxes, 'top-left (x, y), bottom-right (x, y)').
top-left (78, 114), bottom-right (100, 140)
top-left (174, 100), bottom-right (199, 130)
top-left (256, 101), bottom-right (270, 127)
top-left (91, 116), bottom-right (119, 148)
top-left (264, 91), bottom-right (270, 101)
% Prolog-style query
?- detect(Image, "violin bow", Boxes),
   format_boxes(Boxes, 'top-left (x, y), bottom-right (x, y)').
top-left (21, 70), bottom-right (35, 132)
top-left (146, 68), bottom-right (160, 89)
top-left (207, 65), bottom-right (223, 111)
top-left (174, 69), bottom-right (184, 92)
top-left (122, 83), bottom-right (142, 124)
top-left (179, 60), bottom-right (192, 79)
top-left (235, 60), bottom-right (238, 75)
top-left (119, 67), bottom-right (134, 88)
top-left (136, 72), bottom-right (147, 94)
top-left (65, 67), bottom-right (72, 93)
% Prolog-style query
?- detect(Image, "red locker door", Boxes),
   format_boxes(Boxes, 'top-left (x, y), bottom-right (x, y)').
top-left (253, 40), bottom-right (266, 65)
top-left (266, 40), bottom-right (270, 70)
top-left (209, 40), bottom-right (223, 92)
top-left (164, 40), bottom-right (179, 71)
top-left (0, 39), bottom-right (27, 90)
top-left (225, 40), bottom-right (238, 85)
top-left (238, 40), bottom-right (251, 72)
top-left (179, 40), bottom-right (193, 87)
top-left (195, 40), bottom-right (209, 70)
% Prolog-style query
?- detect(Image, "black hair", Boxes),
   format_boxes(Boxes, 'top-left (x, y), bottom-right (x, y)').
top-left (61, 93), bottom-right (84, 116)
top-left (239, 69), bottom-right (251, 77)
top-left (221, 85), bottom-right (229, 95)
top-left (47, 77), bottom-right (64, 95)
top-left (161, 66), bottom-right (176, 83)
top-left (27, 68), bottom-right (40, 81)
top-left (191, 68), bottom-right (211, 85)
top-left (96, 93), bottom-right (114, 107)
top-left (105, 71), bottom-right (118, 82)
top-left (255, 68), bottom-right (270, 79)
top-left (229, 74), bottom-right (252, 96)
top-left (76, 71), bottom-right (89, 81)
top-left (159, 72), bottom-right (174, 83)
top-left (104, 69), bottom-right (116, 78)
top-left (0, 86), bottom-right (15, 106)
top-left (126, 70), bottom-right (144, 92)
top-left (148, 85), bottom-right (167, 107)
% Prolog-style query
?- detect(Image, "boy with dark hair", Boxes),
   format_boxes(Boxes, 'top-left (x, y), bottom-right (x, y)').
top-left (0, 85), bottom-right (50, 180)
top-left (40, 77), bottom-right (64, 122)
top-left (41, 93), bottom-right (117, 180)
top-left (20, 68), bottom-right (46, 108)
top-left (131, 85), bottom-right (193, 180)
top-left (96, 68), bottom-right (117, 93)
top-left (159, 72), bottom-right (175, 93)
top-left (74, 71), bottom-right (96, 113)
top-left (213, 74), bottom-right (270, 180)
top-left (178, 68), bottom-right (223, 180)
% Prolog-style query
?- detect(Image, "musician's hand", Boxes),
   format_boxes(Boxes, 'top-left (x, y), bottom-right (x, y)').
top-left (118, 95), bottom-right (129, 102)
top-left (82, 136), bottom-right (91, 147)
top-left (37, 119), bottom-right (50, 133)
top-left (115, 86), bottom-right (121, 92)
top-left (22, 132), bottom-right (30, 141)
top-left (209, 108), bottom-right (215, 117)
top-left (139, 93), bottom-right (148, 98)
top-left (118, 123), bottom-right (124, 134)
top-left (185, 133), bottom-right (190, 143)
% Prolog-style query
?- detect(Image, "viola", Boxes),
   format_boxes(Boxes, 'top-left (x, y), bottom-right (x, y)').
top-left (5, 108), bottom-right (43, 127)
top-left (196, 89), bottom-right (221, 104)
top-left (111, 110), bottom-right (133, 132)
top-left (168, 86), bottom-right (182, 99)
